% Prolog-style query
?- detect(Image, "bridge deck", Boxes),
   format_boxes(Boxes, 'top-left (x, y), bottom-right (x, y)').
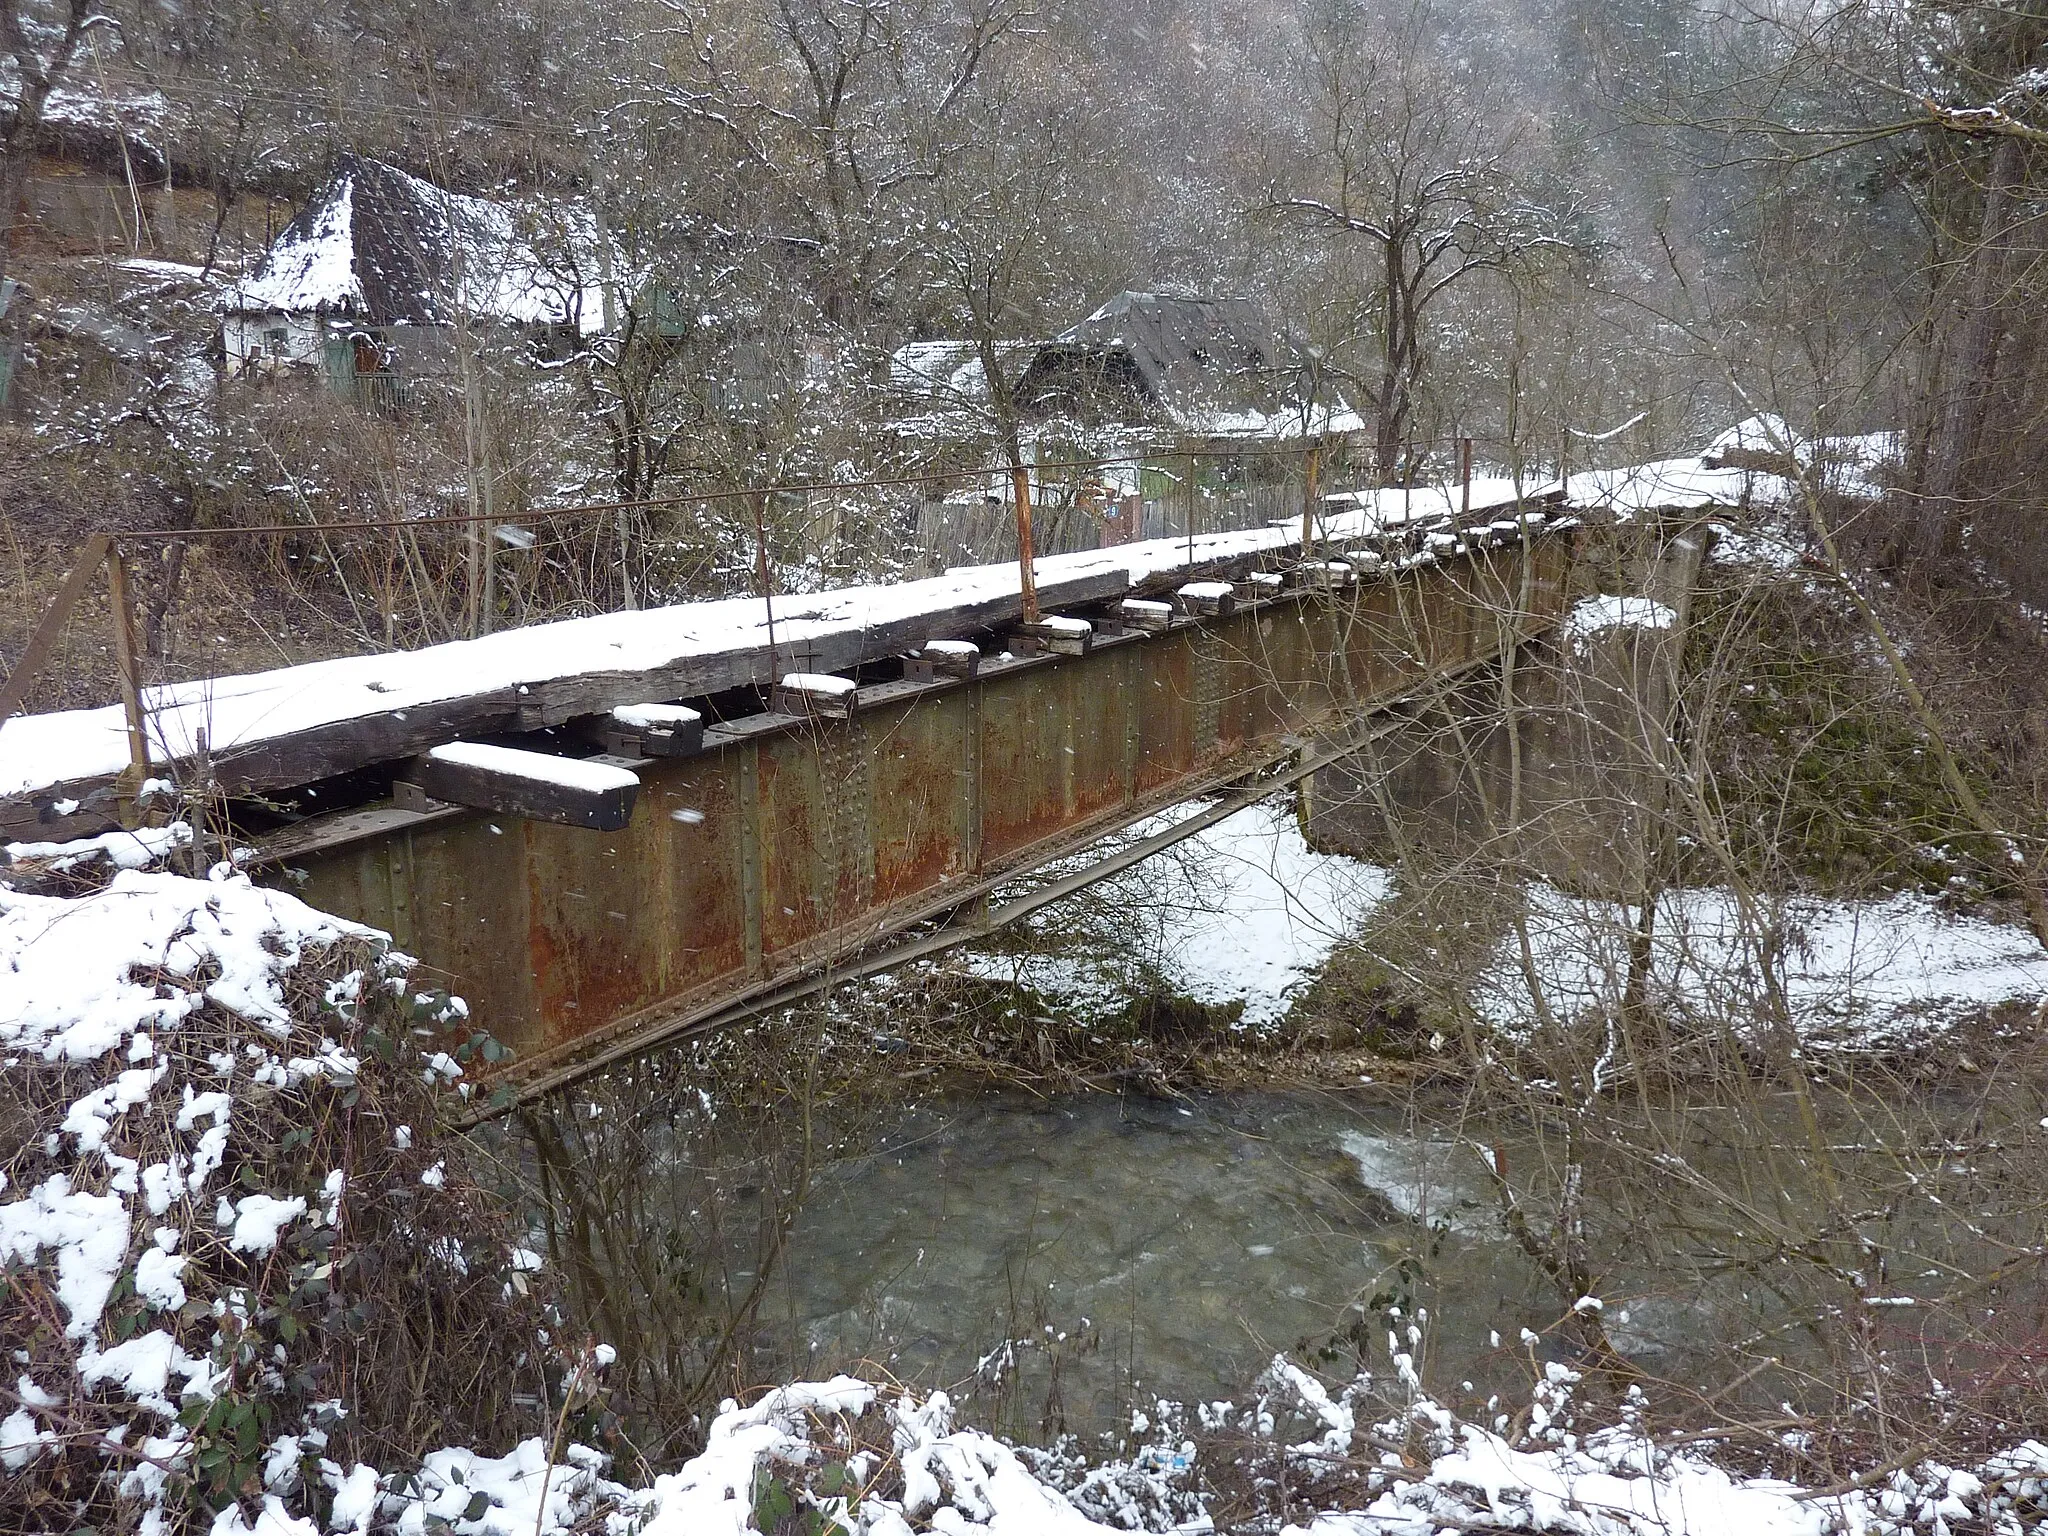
top-left (276, 532), bottom-right (1581, 1093)
top-left (0, 483), bottom-right (1563, 840)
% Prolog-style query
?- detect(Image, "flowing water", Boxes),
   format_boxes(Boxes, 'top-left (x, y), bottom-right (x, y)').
top-left (748, 1082), bottom-right (2041, 1439)
top-left (544, 798), bottom-right (2047, 1439)
top-left (754, 1089), bottom-right (1690, 1433)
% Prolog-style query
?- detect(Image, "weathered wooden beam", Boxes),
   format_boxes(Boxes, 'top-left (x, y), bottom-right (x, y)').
top-left (1176, 580), bottom-right (1236, 617)
top-left (1118, 599), bottom-right (1173, 633)
top-left (908, 639), bottom-right (981, 681)
top-left (1016, 616), bottom-right (1093, 656)
top-left (2, 567), bottom-right (1137, 822)
top-left (773, 672), bottom-right (861, 719)
top-left (400, 742), bottom-right (641, 831)
top-left (195, 689), bottom-right (529, 800)
top-left (599, 703), bottom-right (706, 758)
top-left (105, 546), bottom-right (151, 787)
top-left (0, 533), bottom-right (109, 730)
top-left (508, 565), bottom-right (1126, 728)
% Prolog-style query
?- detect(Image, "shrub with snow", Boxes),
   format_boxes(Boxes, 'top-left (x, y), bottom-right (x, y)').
top-left (0, 866), bottom-right (555, 1531)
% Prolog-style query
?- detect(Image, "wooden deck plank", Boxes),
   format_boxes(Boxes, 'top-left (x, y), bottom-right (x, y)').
top-left (0, 567), bottom-right (1135, 827)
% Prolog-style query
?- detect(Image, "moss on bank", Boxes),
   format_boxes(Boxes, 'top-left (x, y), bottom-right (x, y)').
top-left (1683, 555), bottom-right (2032, 902)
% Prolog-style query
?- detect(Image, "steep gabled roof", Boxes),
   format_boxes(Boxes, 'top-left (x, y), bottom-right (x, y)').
top-left (1056, 291), bottom-right (1278, 404)
top-left (225, 154), bottom-right (600, 330)
top-left (886, 292), bottom-right (1362, 444)
top-left (1014, 291), bottom-right (1350, 436)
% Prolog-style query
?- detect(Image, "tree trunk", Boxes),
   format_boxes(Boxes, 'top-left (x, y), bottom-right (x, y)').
top-left (1914, 136), bottom-right (2024, 570)
top-left (0, 150), bottom-right (29, 299)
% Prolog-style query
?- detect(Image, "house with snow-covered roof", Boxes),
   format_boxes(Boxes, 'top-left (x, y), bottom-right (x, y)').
top-left (221, 153), bottom-right (605, 397)
top-left (886, 295), bottom-right (1364, 561)
top-left (891, 292), bottom-right (1359, 455)
top-left (1012, 291), bottom-right (1360, 446)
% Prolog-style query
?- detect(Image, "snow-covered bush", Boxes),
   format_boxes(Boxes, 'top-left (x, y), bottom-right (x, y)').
top-left (0, 865), bottom-right (556, 1531)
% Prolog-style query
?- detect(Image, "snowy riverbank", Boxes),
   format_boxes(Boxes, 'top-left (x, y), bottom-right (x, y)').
top-left (6, 828), bottom-right (2048, 1532)
top-left (951, 796), bottom-right (2048, 1046)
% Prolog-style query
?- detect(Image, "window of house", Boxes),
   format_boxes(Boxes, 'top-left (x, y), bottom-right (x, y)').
top-left (265, 327), bottom-right (288, 355)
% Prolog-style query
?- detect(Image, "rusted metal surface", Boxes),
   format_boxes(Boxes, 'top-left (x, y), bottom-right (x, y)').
top-left (284, 533), bottom-right (1588, 1094)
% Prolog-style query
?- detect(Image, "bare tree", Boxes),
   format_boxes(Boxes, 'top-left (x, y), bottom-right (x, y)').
top-left (912, 69), bottom-right (1110, 604)
top-left (1268, 0), bottom-right (1579, 484)
top-left (643, 0), bottom-right (1034, 334)
top-left (1647, 1), bottom-right (2048, 578)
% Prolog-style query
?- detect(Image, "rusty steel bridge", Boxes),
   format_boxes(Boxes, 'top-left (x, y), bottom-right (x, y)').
top-left (272, 532), bottom-right (1580, 1098)
top-left (2, 501), bottom-right (1605, 1103)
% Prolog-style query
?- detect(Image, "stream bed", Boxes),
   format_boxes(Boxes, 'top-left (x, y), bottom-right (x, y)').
top-left (759, 1089), bottom-right (1678, 1434)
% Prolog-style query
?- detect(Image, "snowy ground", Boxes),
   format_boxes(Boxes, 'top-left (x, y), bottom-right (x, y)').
top-left (1474, 882), bottom-right (2048, 1048)
top-left (953, 793), bottom-right (2048, 1048)
top-left (954, 800), bottom-right (1390, 1027)
top-left (194, 1361), bottom-right (2048, 1535)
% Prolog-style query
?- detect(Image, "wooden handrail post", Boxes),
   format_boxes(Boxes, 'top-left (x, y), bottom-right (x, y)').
top-left (752, 491), bottom-right (779, 685)
top-left (1011, 462), bottom-right (1039, 625)
top-left (0, 532), bottom-right (111, 732)
top-left (106, 541), bottom-right (152, 783)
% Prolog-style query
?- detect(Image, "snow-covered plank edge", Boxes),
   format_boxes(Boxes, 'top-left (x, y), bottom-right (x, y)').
top-left (407, 743), bottom-right (641, 832)
top-left (773, 672), bottom-right (866, 719)
top-left (0, 564), bottom-right (1135, 823)
top-left (611, 703), bottom-right (703, 730)
top-left (605, 701), bottom-right (707, 758)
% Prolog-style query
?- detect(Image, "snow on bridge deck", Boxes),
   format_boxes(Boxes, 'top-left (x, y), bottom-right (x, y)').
top-left (0, 453), bottom-right (1772, 831)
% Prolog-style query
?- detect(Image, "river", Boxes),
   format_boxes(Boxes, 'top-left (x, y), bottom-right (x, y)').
top-left (533, 793), bottom-right (2048, 1444)
top-left (761, 1088), bottom-right (1571, 1436)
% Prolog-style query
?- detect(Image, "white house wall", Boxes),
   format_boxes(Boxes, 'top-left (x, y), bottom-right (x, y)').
top-left (223, 312), bottom-right (327, 373)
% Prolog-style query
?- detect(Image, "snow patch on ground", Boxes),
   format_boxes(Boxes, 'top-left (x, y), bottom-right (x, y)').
top-left (1565, 594), bottom-right (1677, 635)
top-left (957, 799), bottom-right (1390, 1026)
top-left (1477, 882), bottom-right (2048, 1045)
top-left (953, 792), bottom-right (2048, 1047)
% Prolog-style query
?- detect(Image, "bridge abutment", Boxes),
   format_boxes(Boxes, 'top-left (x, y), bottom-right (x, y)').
top-left (1300, 520), bottom-right (1711, 898)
